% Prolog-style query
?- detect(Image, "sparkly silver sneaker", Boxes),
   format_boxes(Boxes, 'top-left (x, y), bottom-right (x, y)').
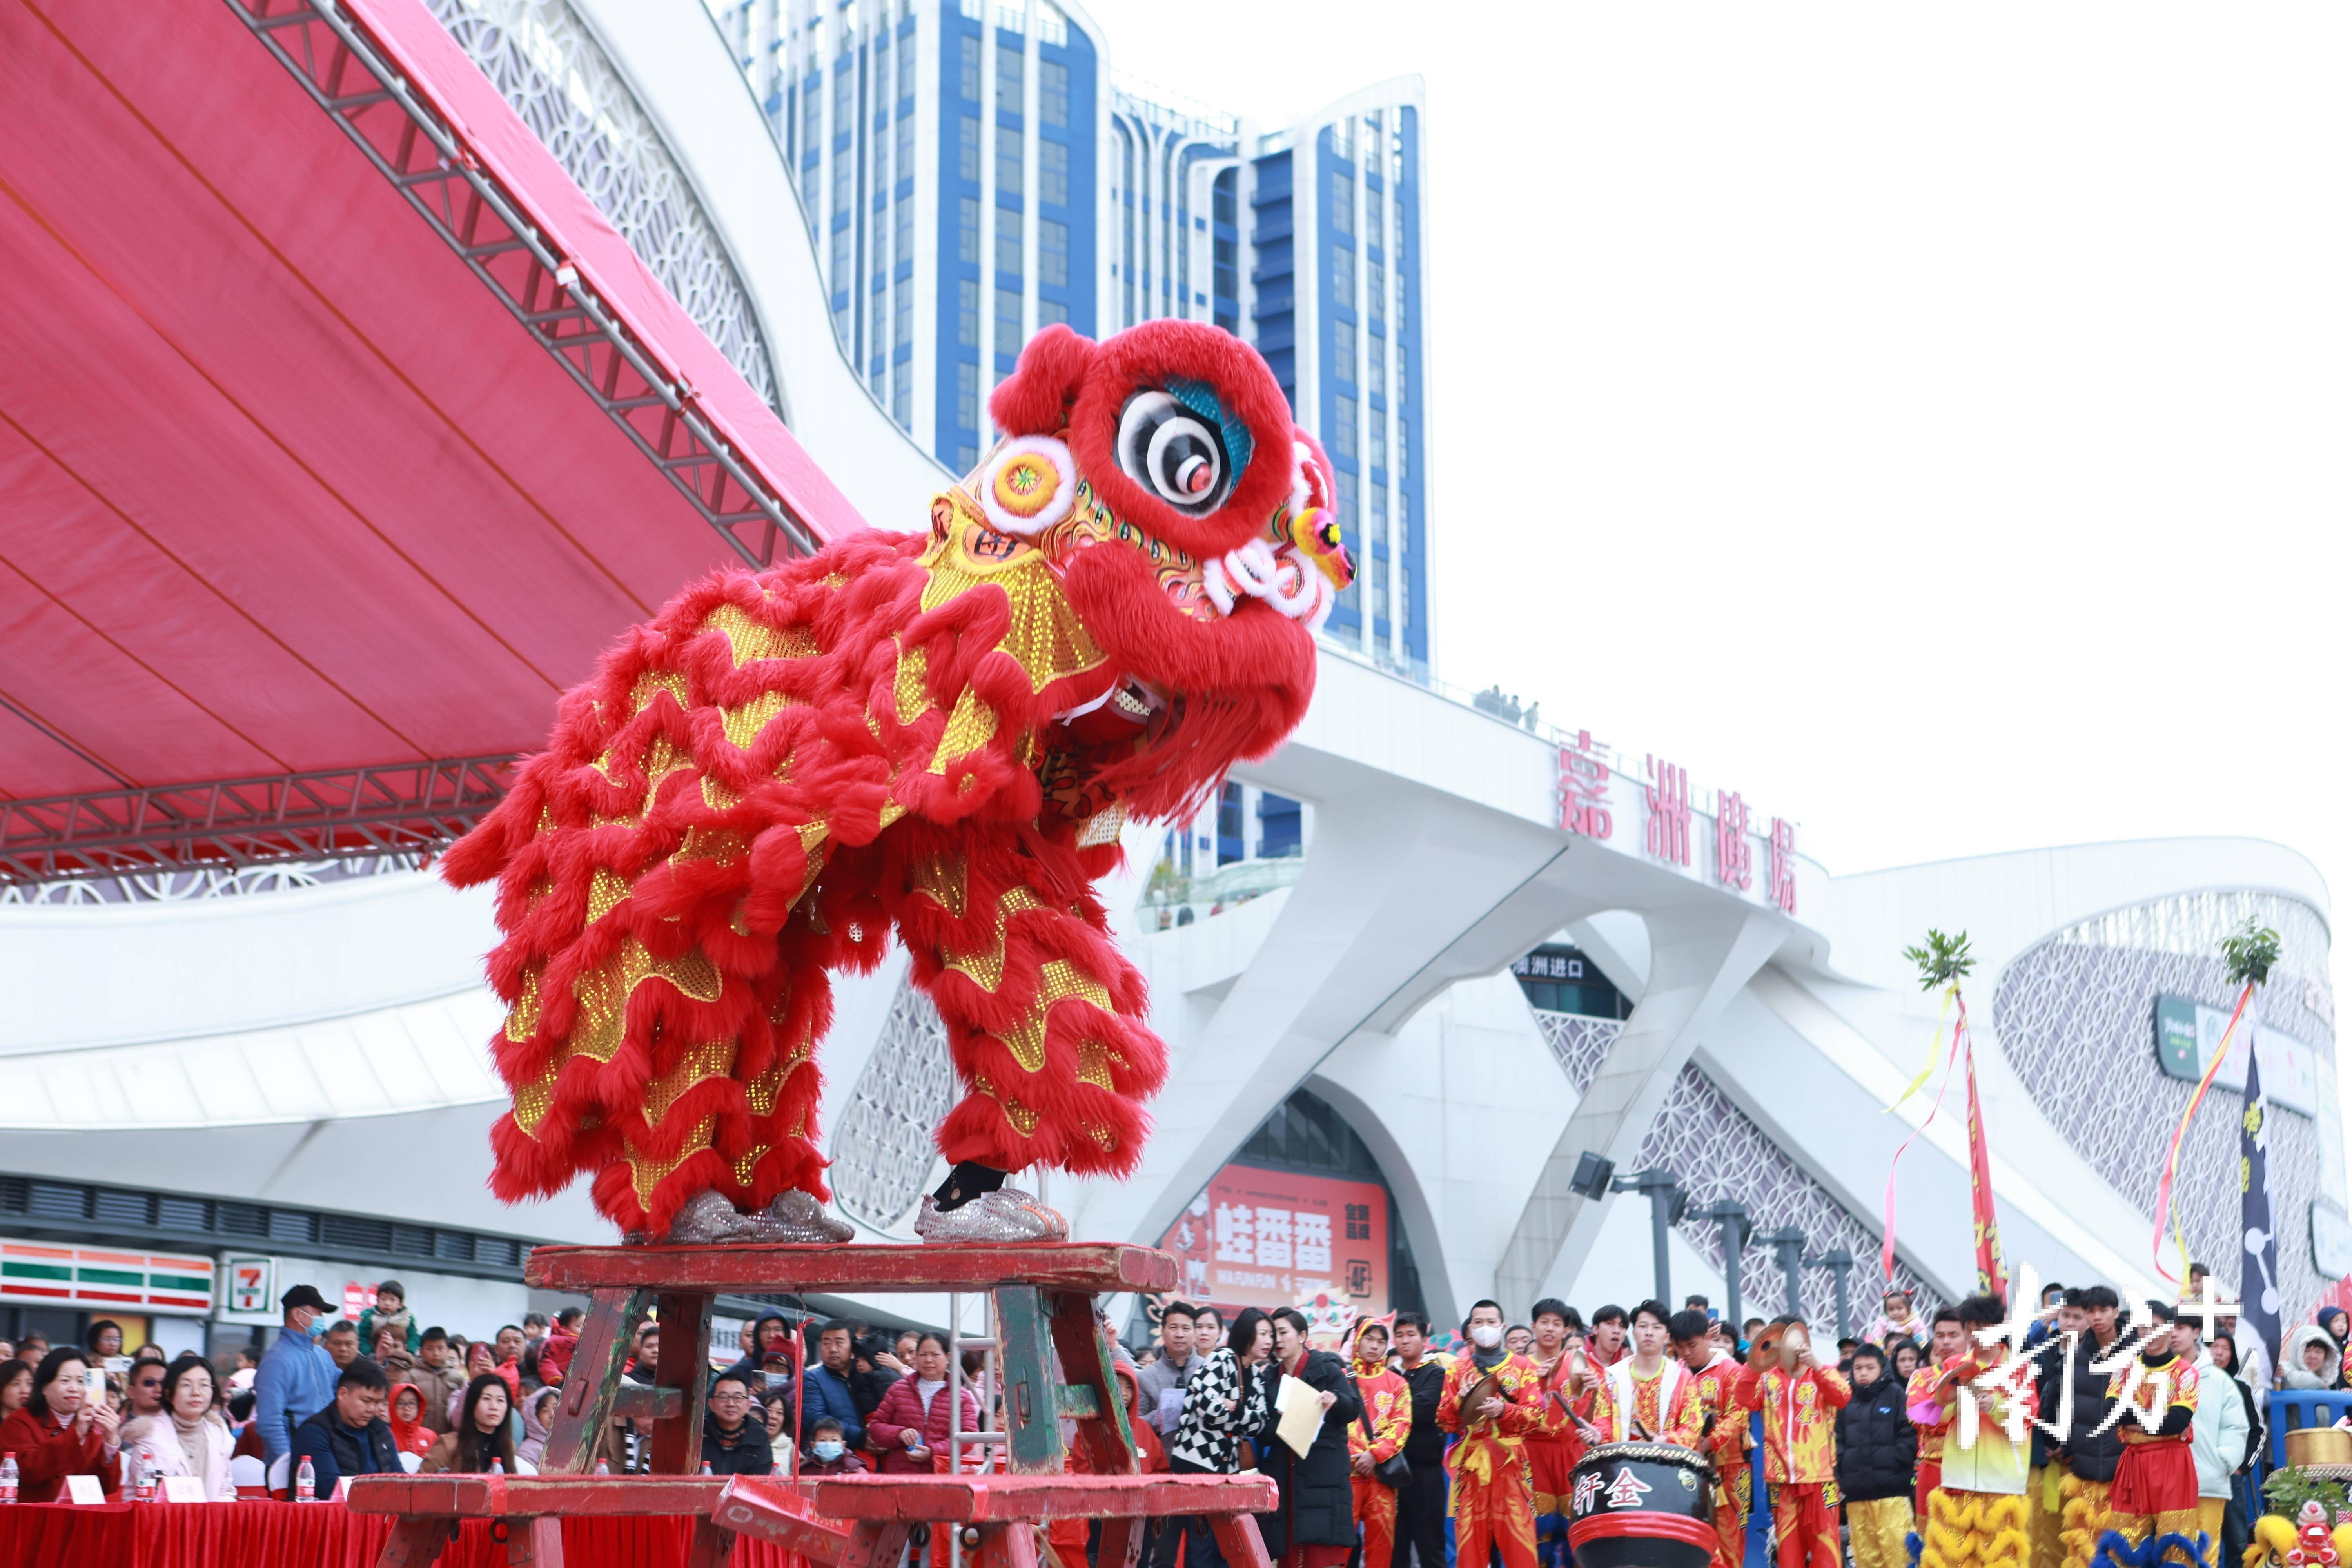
top-left (914, 1187), bottom-right (1069, 1243)
top-left (664, 1188), bottom-right (761, 1243)
top-left (750, 1189), bottom-right (855, 1243)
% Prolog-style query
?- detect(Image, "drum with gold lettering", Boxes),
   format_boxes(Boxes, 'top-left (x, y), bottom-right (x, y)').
top-left (1566, 1440), bottom-right (1715, 1568)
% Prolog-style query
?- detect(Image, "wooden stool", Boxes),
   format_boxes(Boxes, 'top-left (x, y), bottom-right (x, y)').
top-left (347, 1242), bottom-right (1196, 1568)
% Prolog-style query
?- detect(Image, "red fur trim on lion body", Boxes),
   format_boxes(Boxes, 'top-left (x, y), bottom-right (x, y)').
top-left (444, 522), bottom-right (1183, 1233)
top-left (880, 821), bottom-right (1165, 1177)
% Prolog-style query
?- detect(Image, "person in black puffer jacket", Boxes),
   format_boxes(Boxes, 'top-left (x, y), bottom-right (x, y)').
top-left (2049, 1286), bottom-right (2127, 1568)
top-left (1836, 1345), bottom-right (1918, 1568)
top-left (1252, 1307), bottom-right (1364, 1564)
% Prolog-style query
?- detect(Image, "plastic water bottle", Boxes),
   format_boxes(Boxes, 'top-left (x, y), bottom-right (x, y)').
top-left (488, 1459), bottom-right (503, 1475)
top-left (594, 1460), bottom-right (610, 1476)
top-left (1, 1453), bottom-right (18, 1504)
top-left (701, 1461), bottom-right (713, 1476)
top-left (296, 1456), bottom-right (316, 1503)
top-left (133, 1454), bottom-right (154, 1504)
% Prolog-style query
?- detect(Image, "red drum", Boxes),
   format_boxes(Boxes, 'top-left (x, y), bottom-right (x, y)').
top-left (1565, 1440), bottom-right (1715, 1568)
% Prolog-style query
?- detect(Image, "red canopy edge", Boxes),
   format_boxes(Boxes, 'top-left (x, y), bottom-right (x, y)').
top-left (239, 0), bottom-right (866, 557)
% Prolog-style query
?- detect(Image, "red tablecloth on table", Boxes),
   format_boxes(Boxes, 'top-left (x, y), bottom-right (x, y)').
top-left (0, 1499), bottom-right (811, 1568)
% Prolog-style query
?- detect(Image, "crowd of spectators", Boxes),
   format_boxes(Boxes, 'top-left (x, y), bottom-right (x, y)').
top-left (0, 1255), bottom-right (2328, 1568)
top-left (0, 1278), bottom-right (607, 1501)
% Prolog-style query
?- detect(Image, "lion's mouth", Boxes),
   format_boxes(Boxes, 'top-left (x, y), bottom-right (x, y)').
top-left (1056, 675), bottom-right (1167, 728)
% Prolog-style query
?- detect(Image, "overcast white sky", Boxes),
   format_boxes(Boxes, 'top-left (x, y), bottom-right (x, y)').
top-left (1083, 1), bottom-right (2352, 1097)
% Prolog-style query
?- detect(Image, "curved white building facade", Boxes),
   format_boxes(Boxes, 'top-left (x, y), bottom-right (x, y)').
top-left (0, 0), bottom-right (2336, 1354)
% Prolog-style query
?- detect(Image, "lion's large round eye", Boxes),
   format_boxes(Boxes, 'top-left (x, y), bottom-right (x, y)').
top-left (1117, 390), bottom-right (1232, 515)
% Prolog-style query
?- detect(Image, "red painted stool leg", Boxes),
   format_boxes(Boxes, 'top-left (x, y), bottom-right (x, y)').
top-left (975, 1522), bottom-right (1044, 1568)
top-left (844, 1521), bottom-right (917, 1568)
top-left (1100, 1517), bottom-right (1147, 1568)
top-left (1209, 1513), bottom-right (1275, 1568)
top-left (376, 1517), bottom-right (456, 1568)
top-left (505, 1516), bottom-right (566, 1567)
top-left (686, 1517), bottom-right (737, 1568)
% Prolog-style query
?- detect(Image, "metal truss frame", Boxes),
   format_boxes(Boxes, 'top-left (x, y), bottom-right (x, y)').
top-left (227, 0), bottom-right (819, 569)
top-left (0, 755), bottom-right (517, 883)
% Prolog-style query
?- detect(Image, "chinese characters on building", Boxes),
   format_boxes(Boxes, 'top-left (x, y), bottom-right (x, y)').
top-left (1550, 738), bottom-right (1797, 915)
top-left (1558, 731), bottom-right (1613, 840)
top-left (1644, 755), bottom-right (1691, 866)
top-left (1716, 790), bottom-right (1753, 892)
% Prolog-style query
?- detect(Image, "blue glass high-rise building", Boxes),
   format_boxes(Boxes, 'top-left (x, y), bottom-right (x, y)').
top-left (708, 0), bottom-right (1430, 676)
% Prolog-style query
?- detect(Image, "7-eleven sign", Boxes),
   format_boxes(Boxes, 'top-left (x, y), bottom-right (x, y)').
top-left (227, 1257), bottom-right (274, 1315)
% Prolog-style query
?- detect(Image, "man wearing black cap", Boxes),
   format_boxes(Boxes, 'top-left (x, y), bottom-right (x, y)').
top-left (254, 1283), bottom-right (340, 1470)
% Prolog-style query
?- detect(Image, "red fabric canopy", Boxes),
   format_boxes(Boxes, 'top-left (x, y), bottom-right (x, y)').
top-left (0, 0), bottom-right (862, 802)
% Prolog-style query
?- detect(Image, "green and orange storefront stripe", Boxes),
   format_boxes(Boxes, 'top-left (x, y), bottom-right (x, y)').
top-left (0, 1240), bottom-right (213, 1312)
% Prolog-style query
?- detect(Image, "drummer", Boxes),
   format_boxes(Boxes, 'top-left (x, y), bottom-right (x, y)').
top-left (1671, 1309), bottom-right (1753, 1568)
top-left (1572, 1299), bottom-right (1704, 1449)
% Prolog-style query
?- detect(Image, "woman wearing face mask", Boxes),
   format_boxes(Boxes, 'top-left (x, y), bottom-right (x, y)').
top-left (0, 1345), bottom-right (123, 1501)
top-left (120, 1354), bottom-right (234, 1500)
top-left (422, 1373), bottom-right (518, 1474)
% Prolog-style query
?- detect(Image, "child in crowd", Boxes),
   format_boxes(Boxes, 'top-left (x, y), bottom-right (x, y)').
top-left (802, 1416), bottom-right (866, 1475)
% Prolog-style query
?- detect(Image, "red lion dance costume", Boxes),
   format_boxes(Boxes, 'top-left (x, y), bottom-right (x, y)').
top-left (442, 321), bottom-right (1349, 1244)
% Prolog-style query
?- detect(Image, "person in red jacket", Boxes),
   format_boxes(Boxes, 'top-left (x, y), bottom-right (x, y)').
top-left (0, 1346), bottom-right (122, 1503)
top-left (1733, 1316), bottom-right (1851, 1568)
top-left (866, 1332), bottom-right (979, 1473)
top-left (1522, 1301), bottom-right (1583, 1568)
top-left (1439, 1300), bottom-right (1548, 1568)
top-left (537, 1308), bottom-right (583, 1387)
top-left (1348, 1317), bottom-right (1412, 1568)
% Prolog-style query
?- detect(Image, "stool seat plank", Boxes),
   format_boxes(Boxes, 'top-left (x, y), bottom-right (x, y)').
top-left (349, 1474), bottom-right (757, 1517)
top-left (524, 1241), bottom-right (1176, 1295)
top-left (794, 1472), bottom-right (1279, 1522)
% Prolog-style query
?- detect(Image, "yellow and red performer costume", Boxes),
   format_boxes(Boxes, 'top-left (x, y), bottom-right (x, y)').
top-left (1684, 1346), bottom-right (1752, 1568)
top-left (1439, 1346), bottom-right (1546, 1568)
top-left (1523, 1320), bottom-right (1584, 1568)
top-left (1733, 1325), bottom-right (1851, 1568)
top-left (1350, 1321), bottom-right (1412, 1568)
top-left (1914, 1296), bottom-right (2037, 1568)
top-left (443, 321), bottom-right (1348, 1245)
top-left (1584, 1354), bottom-right (1707, 1450)
top-left (2092, 1312), bottom-right (2206, 1568)
top-left (1908, 1312), bottom-right (1971, 1524)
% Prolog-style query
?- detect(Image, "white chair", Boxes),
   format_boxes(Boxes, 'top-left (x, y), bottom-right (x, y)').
top-left (230, 1454), bottom-right (267, 1490)
top-left (265, 1454), bottom-right (290, 1493)
top-left (514, 1458), bottom-right (538, 1476)
top-left (398, 1452), bottom-right (423, 1474)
